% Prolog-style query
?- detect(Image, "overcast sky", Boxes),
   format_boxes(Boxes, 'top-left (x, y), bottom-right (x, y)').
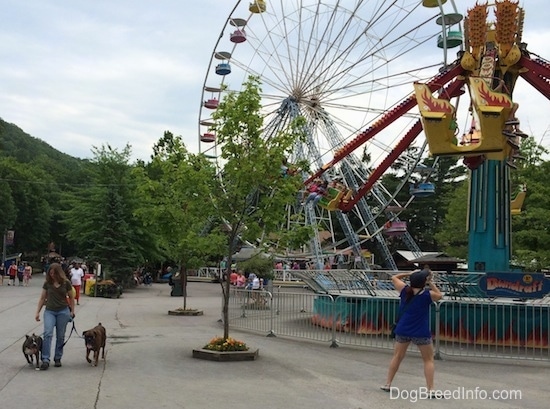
top-left (0, 0), bottom-right (548, 162)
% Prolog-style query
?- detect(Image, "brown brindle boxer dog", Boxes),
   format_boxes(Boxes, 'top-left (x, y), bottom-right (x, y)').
top-left (83, 323), bottom-right (106, 366)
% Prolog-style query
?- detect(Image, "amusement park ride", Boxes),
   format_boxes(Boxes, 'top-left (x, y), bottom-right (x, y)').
top-left (198, 0), bottom-right (550, 274)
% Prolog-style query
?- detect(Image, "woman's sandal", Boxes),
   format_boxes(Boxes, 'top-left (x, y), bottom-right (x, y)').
top-left (380, 384), bottom-right (391, 392)
top-left (429, 390), bottom-right (445, 399)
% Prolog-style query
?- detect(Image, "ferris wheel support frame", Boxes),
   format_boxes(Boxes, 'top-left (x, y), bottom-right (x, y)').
top-left (305, 62), bottom-right (466, 213)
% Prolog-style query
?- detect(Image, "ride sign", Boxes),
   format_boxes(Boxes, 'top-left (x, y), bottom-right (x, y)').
top-left (478, 272), bottom-right (550, 298)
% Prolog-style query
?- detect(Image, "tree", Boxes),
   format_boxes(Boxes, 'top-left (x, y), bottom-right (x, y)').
top-left (0, 157), bottom-right (54, 255)
top-left (211, 76), bottom-right (307, 340)
top-left (509, 138), bottom-right (550, 270)
top-left (433, 180), bottom-right (469, 259)
top-left (62, 144), bottom-right (154, 285)
top-left (134, 131), bottom-right (226, 309)
top-left (407, 155), bottom-right (466, 250)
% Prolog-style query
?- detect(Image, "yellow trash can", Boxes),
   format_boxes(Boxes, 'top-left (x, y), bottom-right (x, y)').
top-left (85, 279), bottom-right (96, 295)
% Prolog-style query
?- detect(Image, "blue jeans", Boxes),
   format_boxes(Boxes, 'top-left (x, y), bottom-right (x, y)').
top-left (42, 307), bottom-right (72, 362)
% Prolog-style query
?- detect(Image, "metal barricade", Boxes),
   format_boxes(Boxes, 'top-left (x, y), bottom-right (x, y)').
top-left (196, 267), bottom-right (219, 280)
top-left (226, 286), bottom-right (550, 361)
top-left (270, 288), bottom-right (334, 344)
top-left (228, 287), bottom-right (334, 343)
top-left (330, 295), bottom-right (399, 350)
top-left (228, 287), bottom-right (273, 334)
top-left (434, 299), bottom-right (550, 360)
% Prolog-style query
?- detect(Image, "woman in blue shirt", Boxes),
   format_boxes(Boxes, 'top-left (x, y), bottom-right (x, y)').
top-left (381, 267), bottom-right (442, 394)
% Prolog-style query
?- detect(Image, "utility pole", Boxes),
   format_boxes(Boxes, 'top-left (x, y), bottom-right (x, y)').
top-left (2, 230), bottom-right (6, 269)
top-left (2, 230), bottom-right (14, 268)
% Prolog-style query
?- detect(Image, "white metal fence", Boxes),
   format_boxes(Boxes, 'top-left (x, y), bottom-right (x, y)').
top-left (227, 286), bottom-right (550, 361)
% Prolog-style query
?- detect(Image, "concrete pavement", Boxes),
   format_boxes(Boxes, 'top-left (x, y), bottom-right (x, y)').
top-left (0, 279), bottom-right (547, 409)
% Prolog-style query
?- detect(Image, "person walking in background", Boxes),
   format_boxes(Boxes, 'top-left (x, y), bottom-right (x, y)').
top-left (381, 267), bottom-right (442, 396)
top-left (7, 261), bottom-right (17, 286)
top-left (69, 262), bottom-right (85, 305)
top-left (236, 271), bottom-right (246, 288)
top-left (17, 262), bottom-right (25, 286)
top-left (35, 263), bottom-right (75, 370)
top-left (23, 262), bottom-right (33, 286)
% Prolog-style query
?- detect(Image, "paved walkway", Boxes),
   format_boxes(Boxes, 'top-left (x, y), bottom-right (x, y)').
top-left (0, 280), bottom-right (546, 409)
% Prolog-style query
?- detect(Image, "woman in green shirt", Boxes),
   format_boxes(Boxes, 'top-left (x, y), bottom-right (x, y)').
top-left (35, 263), bottom-right (76, 370)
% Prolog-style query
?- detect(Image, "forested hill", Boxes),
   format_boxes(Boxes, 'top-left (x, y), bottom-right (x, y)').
top-left (0, 117), bottom-right (89, 184)
top-left (0, 117), bottom-right (93, 257)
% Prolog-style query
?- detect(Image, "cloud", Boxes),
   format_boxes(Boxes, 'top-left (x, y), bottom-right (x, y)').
top-left (0, 0), bottom-right (548, 163)
top-left (0, 0), bottom-right (224, 160)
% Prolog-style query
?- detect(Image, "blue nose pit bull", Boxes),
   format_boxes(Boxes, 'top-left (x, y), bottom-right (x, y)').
top-left (23, 334), bottom-right (43, 370)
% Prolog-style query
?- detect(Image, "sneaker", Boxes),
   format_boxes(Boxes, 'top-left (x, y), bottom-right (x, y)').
top-left (512, 153), bottom-right (526, 160)
top-left (40, 361), bottom-right (50, 370)
top-left (506, 161), bottom-right (518, 169)
top-left (505, 119), bottom-right (520, 126)
top-left (502, 130), bottom-right (516, 138)
top-left (54, 360), bottom-right (62, 367)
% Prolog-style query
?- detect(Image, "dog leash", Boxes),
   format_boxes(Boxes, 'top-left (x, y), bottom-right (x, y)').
top-left (62, 320), bottom-right (82, 347)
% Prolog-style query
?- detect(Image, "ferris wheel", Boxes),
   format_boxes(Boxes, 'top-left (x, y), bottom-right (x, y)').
top-left (198, 0), bottom-right (465, 270)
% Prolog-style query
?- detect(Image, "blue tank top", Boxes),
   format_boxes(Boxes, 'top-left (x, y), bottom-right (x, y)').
top-left (394, 287), bottom-right (433, 338)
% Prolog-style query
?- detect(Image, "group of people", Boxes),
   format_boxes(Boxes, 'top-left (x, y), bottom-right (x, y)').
top-left (1, 260), bottom-right (33, 286)
top-left (303, 177), bottom-right (351, 208)
top-left (228, 270), bottom-right (263, 290)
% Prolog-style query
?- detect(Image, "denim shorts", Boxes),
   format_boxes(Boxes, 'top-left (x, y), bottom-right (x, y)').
top-left (395, 335), bottom-right (432, 345)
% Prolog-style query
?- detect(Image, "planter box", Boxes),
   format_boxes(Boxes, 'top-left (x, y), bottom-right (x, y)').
top-left (168, 309), bottom-right (204, 316)
top-left (192, 348), bottom-right (259, 362)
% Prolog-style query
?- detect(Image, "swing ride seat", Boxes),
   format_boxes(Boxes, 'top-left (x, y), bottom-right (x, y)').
top-left (469, 77), bottom-right (513, 154)
top-left (511, 190), bottom-right (526, 216)
top-left (414, 82), bottom-right (506, 156)
top-left (336, 189), bottom-right (354, 211)
top-left (318, 187), bottom-right (345, 211)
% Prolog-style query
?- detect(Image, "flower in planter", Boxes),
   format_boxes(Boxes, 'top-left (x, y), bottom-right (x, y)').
top-left (203, 336), bottom-right (249, 352)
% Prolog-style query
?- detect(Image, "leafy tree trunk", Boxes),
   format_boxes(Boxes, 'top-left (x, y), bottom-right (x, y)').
top-left (179, 263), bottom-right (188, 310)
top-left (222, 232), bottom-right (238, 340)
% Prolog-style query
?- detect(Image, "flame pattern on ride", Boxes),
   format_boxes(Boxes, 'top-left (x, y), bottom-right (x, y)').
top-left (475, 79), bottom-right (513, 108)
top-left (417, 87), bottom-right (453, 113)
